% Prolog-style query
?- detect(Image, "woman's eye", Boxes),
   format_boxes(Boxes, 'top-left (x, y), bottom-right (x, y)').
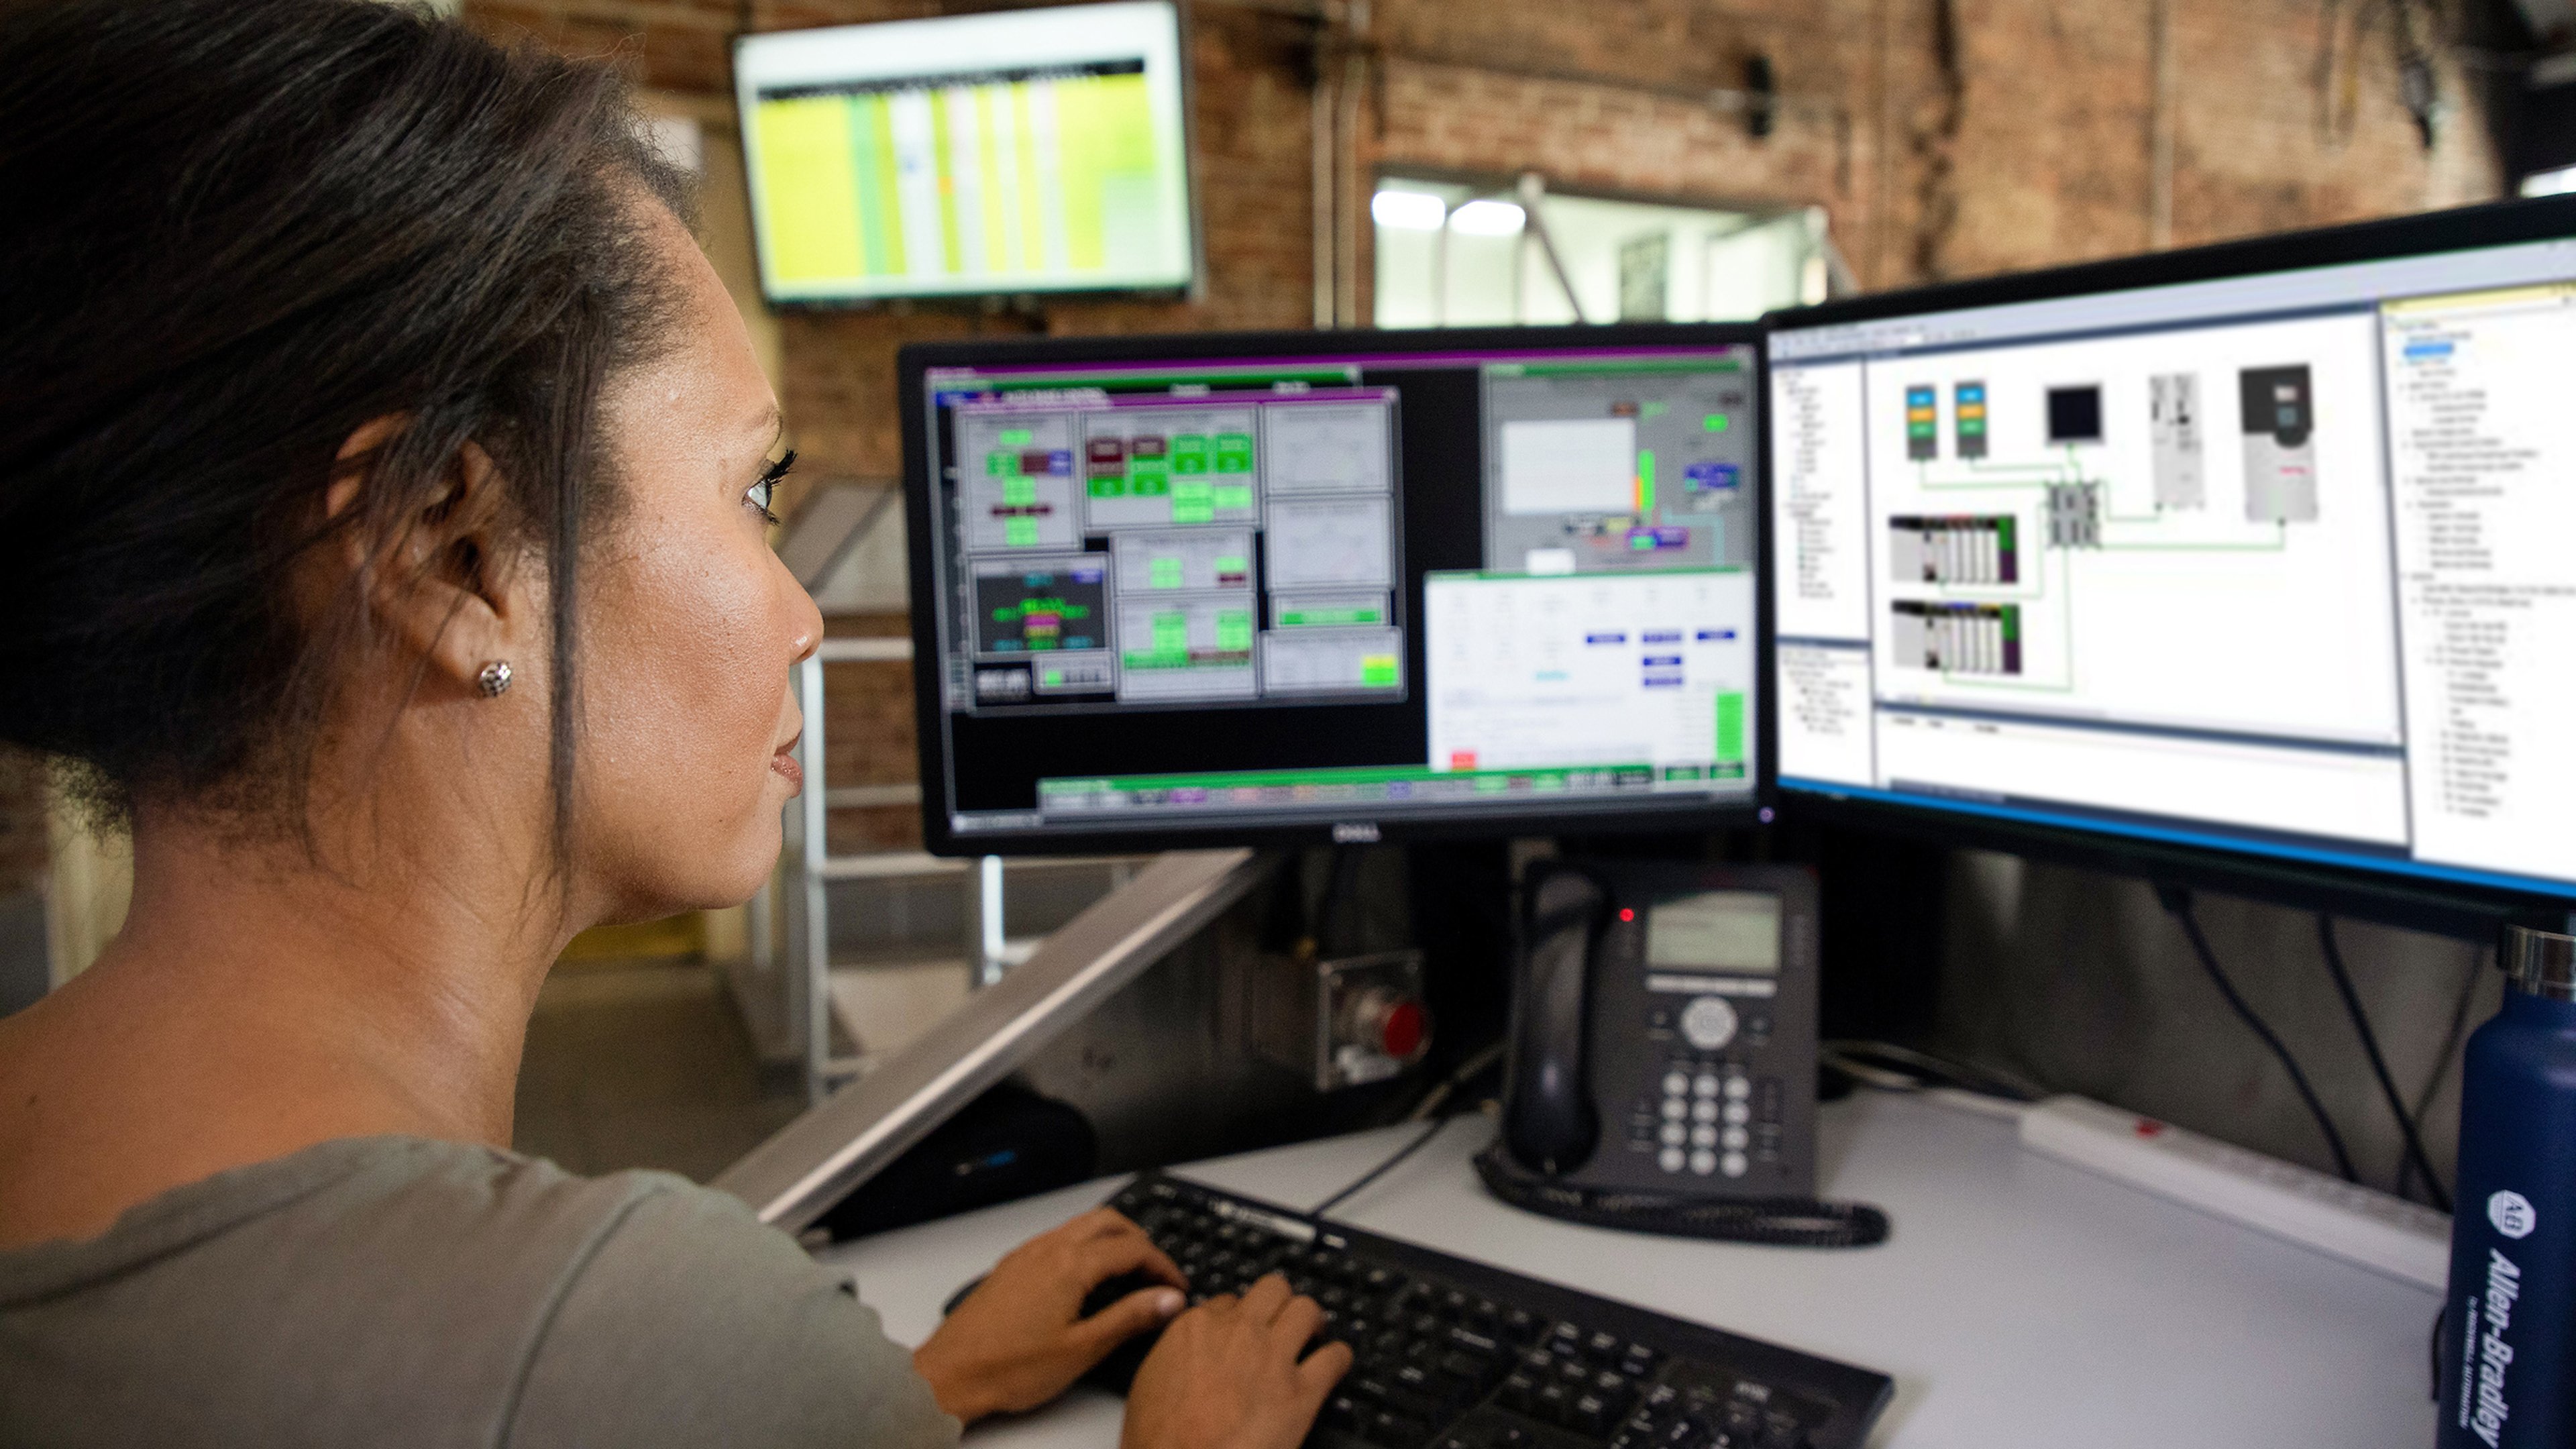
top-left (747, 449), bottom-right (795, 525)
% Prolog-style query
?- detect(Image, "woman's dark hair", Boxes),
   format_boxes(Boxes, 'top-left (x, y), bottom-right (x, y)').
top-left (0, 0), bottom-right (690, 853)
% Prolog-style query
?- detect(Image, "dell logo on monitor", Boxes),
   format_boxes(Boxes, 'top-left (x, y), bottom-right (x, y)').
top-left (1332, 822), bottom-right (1381, 844)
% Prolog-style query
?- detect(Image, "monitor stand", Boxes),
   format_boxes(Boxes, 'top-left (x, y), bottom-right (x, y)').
top-left (712, 847), bottom-right (1276, 1234)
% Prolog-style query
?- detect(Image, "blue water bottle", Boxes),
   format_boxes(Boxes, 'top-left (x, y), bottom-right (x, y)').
top-left (2440, 924), bottom-right (2576, 1448)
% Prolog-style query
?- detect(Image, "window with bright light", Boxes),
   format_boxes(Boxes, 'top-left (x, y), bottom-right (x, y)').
top-left (2520, 165), bottom-right (2576, 198)
top-left (1372, 176), bottom-right (1831, 329)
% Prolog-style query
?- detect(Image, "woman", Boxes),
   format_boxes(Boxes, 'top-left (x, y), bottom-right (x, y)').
top-left (0, 0), bottom-right (1350, 1443)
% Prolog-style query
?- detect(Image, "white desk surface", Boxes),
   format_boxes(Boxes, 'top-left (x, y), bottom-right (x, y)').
top-left (818, 1089), bottom-right (2441, 1449)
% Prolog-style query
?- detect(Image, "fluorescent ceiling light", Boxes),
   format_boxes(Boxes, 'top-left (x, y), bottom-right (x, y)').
top-left (1449, 199), bottom-right (1527, 236)
top-left (1371, 189), bottom-right (1450, 231)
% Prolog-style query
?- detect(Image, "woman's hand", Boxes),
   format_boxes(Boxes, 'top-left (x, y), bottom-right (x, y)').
top-left (910, 1208), bottom-right (1188, 1424)
top-left (1119, 1274), bottom-right (1353, 1449)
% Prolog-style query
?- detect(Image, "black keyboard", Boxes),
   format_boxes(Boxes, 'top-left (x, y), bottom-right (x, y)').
top-left (1089, 1173), bottom-right (1892, 1449)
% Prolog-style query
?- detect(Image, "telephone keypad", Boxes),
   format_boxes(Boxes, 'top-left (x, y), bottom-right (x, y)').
top-left (1650, 1055), bottom-right (1766, 1177)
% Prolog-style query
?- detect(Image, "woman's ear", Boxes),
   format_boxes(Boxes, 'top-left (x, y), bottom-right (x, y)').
top-left (326, 421), bottom-right (535, 699)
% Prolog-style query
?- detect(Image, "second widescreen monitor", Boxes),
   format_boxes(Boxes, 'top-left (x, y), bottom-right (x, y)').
top-left (899, 327), bottom-right (1770, 851)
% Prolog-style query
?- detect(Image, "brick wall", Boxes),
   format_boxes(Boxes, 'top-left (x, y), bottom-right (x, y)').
top-left (462, 0), bottom-right (2505, 851)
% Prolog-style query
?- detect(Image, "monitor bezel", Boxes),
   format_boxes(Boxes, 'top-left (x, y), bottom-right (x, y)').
top-left (731, 1), bottom-right (1201, 309)
top-left (1758, 193), bottom-right (2576, 928)
top-left (897, 322), bottom-right (1776, 857)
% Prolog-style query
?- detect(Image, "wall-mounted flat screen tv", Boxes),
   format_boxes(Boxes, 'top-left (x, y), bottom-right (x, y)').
top-left (735, 1), bottom-right (1195, 305)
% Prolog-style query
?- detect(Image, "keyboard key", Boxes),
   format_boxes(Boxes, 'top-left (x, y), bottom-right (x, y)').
top-left (1444, 1325), bottom-right (1503, 1356)
top-left (1656, 1417), bottom-right (1709, 1449)
top-left (1439, 1349), bottom-right (1499, 1384)
top-left (1366, 1408), bottom-right (1427, 1446)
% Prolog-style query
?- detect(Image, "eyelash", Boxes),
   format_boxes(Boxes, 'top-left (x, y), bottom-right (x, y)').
top-left (748, 449), bottom-right (796, 526)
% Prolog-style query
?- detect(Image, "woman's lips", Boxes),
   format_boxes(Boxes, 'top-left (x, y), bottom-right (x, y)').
top-left (770, 745), bottom-right (804, 792)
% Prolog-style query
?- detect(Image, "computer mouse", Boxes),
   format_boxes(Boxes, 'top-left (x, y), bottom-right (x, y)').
top-left (938, 1269), bottom-right (1175, 1394)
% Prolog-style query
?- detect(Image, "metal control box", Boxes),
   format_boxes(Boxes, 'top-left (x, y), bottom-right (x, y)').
top-left (1247, 949), bottom-right (1431, 1092)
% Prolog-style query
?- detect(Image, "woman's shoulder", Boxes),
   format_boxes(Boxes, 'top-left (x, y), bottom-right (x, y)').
top-left (0, 1136), bottom-right (949, 1449)
top-left (0, 1134), bottom-right (721, 1299)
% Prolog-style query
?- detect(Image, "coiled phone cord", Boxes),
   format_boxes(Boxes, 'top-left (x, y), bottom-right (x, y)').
top-left (1471, 1144), bottom-right (1890, 1249)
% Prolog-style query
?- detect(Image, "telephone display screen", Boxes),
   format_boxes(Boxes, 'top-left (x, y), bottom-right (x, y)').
top-left (1644, 891), bottom-right (1780, 973)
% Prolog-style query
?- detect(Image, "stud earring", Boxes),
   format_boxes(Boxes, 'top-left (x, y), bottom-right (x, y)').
top-left (476, 660), bottom-right (513, 698)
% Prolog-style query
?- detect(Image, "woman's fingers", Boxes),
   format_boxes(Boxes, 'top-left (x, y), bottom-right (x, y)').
top-left (1071, 1283), bottom-right (1189, 1351)
top-left (1237, 1273), bottom-right (1293, 1322)
top-left (1069, 1205), bottom-right (1146, 1240)
top-left (1295, 1339), bottom-right (1356, 1398)
top-left (1269, 1291), bottom-right (1325, 1349)
top-left (1078, 1230), bottom-right (1188, 1291)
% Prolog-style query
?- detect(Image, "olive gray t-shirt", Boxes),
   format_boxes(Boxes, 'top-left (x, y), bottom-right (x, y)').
top-left (0, 1137), bottom-right (964, 1448)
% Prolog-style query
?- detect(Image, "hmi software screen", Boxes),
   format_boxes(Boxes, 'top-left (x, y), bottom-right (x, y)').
top-left (1768, 234), bottom-right (2576, 896)
top-left (735, 3), bottom-right (1193, 303)
top-left (917, 343), bottom-right (1761, 839)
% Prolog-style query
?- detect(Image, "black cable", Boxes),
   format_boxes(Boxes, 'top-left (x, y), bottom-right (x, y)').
top-left (2400, 944), bottom-right (2488, 1202)
top-left (1819, 1039), bottom-right (2043, 1102)
top-left (2316, 914), bottom-right (2452, 1212)
top-left (2155, 883), bottom-right (2358, 1183)
top-left (1312, 1115), bottom-right (1455, 1218)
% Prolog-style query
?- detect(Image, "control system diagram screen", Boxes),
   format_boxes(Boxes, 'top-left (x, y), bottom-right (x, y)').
top-left (917, 343), bottom-right (1760, 841)
top-left (1769, 237), bottom-right (2576, 896)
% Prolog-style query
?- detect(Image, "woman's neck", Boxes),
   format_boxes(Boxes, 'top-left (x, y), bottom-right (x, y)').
top-left (0, 805), bottom-right (573, 1248)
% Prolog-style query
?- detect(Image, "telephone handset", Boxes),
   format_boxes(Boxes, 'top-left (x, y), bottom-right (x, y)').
top-left (1480, 859), bottom-right (1888, 1248)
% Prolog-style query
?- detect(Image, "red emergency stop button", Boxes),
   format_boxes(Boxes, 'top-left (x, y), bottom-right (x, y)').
top-left (1381, 1000), bottom-right (1426, 1059)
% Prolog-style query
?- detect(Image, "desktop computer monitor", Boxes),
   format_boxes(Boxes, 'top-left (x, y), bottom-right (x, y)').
top-left (898, 327), bottom-right (1770, 853)
top-left (734, 1), bottom-right (1195, 305)
top-left (1764, 196), bottom-right (2576, 906)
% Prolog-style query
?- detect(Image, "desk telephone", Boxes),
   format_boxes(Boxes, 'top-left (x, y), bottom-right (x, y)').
top-left (1478, 860), bottom-right (1887, 1248)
